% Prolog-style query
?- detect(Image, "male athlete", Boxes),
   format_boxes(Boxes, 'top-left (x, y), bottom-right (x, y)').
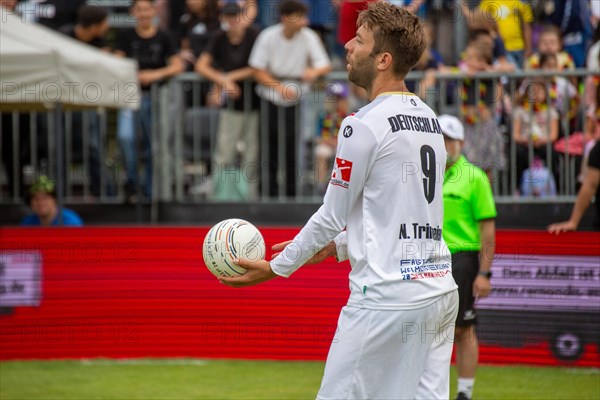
top-left (220, 3), bottom-right (459, 398)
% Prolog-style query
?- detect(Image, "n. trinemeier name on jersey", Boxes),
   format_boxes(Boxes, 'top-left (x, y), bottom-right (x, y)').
top-left (388, 113), bottom-right (442, 134)
top-left (399, 223), bottom-right (443, 241)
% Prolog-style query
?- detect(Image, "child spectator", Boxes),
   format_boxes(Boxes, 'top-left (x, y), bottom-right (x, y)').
top-left (20, 176), bottom-right (83, 226)
top-left (521, 157), bottom-right (557, 197)
top-left (314, 81), bottom-right (349, 195)
top-left (458, 41), bottom-right (506, 178)
top-left (535, 0), bottom-right (592, 68)
top-left (537, 52), bottom-right (579, 120)
top-left (526, 24), bottom-right (575, 70)
top-left (512, 79), bottom-right (560, 192)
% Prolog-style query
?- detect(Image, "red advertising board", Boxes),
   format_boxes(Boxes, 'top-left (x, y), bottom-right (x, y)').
top-left (0, 227), bottom-right (598, 366)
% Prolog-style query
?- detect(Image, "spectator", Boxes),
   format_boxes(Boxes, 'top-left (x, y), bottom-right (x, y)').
top-left (458, 41), bottom-right (506, 179)
top-left (1, 0), bottom-right (30, 199)
top-left (58, 4), bottom-right (111, 198)
top-left (521, 157), bottom-right (557, 197)
top-left (178, 0), bottom-right (222, 71)
top-left (526, 24), bottom-right (575, 70)
top-left (439, 115), bottom-right (495, 400)
top-left (195, 2), bottom-right (261, 200)
top-left (305, 0), bottom-right (339, 59)
top-left (314, 81), bottom-right (349, 195)
top-left (36, 0), bottom-right (86, 30)
top-left (20, 176), bottom-right (83, 226)
top-left (407, 21), bottom-right (445, 100)
top-left (535, 0), bottom-right (593, 68)
top-left (584, 51), bottom-right (600, 141)
top-left (593, 0), bottom-right (600, 30)
top-left (537, 52), bottom-right (579, 120)
top-left (388, 0), bottom-right (426, 18)
top-left (512, 79), bottom-right (560, 193)
top-left (115, 0), bottom-right (183, 203)
top-left (579, 51), bottom-right (600, 186)
top-left (59, 4), bottom-right (110, 51)
top-left (336, 0), bottom-right (376, 51)
top-left (587, 23), bottom-right (600, 70)
top-left (548, 140), bottom-right (600, 232)
top-left (248, 0), bottom-right (331, 197)
top-left (426, 0), bottom-right (460, 65)
top-left (464, 9), bottom-right (516, 72)
top-left (472, 0), bottom-right (534, 68)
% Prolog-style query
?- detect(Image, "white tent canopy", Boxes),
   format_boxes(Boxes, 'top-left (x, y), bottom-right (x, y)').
top-left (0, 9), bottom-right (139, 110)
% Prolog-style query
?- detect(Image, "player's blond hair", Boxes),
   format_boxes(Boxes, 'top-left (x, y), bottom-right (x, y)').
top-left (357, 2), bottom-right (425, 78)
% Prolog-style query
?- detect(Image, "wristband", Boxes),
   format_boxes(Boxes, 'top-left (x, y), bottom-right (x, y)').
top-left (478, 271), bottom-right (492, 279)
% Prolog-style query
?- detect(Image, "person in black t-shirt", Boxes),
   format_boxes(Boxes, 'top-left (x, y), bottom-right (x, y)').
top-left (115, 0), bottom-right (183, 203)
top-left (36, 0), bottom-right (86, 30)
top-left (195, 2), bottom-right (261, 200)
top-left (548, 141), bottom-right (600, 232)
top-left (57, 4), bottom-right (111, 198)
top-left (58, 4), bottom-right (110, 51)
top-left (178, 0), bottom-right (222, 70)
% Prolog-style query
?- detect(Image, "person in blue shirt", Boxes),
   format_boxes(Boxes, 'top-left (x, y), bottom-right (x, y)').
top-left (20, 176), bottom-right (83, 227)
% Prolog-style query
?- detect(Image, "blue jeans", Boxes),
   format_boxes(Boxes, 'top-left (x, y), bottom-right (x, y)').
top-left (508, 50), bottom-right (525, 69)
top-left (117, 92), bottom-right (152, 198)
top-left (563, 43), bottom-right (586, 68)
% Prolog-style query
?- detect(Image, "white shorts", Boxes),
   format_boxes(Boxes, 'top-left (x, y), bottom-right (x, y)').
top-left (317, 290), bottom-right (458, 400)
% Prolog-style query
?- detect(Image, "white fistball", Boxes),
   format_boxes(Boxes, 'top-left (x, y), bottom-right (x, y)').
top-left (202, 219), bottom-right (266, 277)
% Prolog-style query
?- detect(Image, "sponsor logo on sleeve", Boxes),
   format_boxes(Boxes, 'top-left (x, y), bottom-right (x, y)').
top-left (342, 125), bottom-right (353, 138)
top-left (330, 158), bottom-right (353, 189)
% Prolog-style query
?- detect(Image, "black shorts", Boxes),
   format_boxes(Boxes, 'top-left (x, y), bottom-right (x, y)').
top-left (451, 251), bottom-right (480, 327)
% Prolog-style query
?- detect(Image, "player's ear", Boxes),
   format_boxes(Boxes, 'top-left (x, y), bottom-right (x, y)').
top-left (377, 52), bottom-right (393, 72)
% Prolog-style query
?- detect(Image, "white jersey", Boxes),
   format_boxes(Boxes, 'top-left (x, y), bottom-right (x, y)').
top-left (248, 23), bottom-right (330, 106)
top-left (271, 92), bottom-right (457, 310)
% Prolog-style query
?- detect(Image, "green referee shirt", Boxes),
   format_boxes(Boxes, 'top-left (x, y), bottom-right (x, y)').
top-left (443, 155), bottom-right (496, 254)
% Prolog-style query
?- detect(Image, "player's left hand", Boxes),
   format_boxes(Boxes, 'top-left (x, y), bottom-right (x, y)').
top-left (218, 258), bottom-right (278, 288)
top-left (271, 240), bottom-right (337, 265)
top-left (473, 275), bottom-right (491, 299)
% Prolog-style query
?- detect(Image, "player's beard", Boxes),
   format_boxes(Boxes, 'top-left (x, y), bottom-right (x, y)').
top-left (348, 55), bottom-right (376, 90)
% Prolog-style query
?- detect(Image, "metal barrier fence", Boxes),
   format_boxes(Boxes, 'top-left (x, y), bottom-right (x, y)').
top-left (1, 68), bottom-right (595, 209)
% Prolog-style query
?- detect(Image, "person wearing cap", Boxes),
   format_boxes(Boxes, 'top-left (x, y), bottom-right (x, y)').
top-left (439, 114), bottom-right (496, 400)
top-left (20, 176), bottom-right (83, 226)
top-left (195, 1), bottom-right (261, 200)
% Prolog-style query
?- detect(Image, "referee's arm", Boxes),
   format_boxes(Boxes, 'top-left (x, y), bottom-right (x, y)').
top-left (474, 218), bottom-right (495, 298)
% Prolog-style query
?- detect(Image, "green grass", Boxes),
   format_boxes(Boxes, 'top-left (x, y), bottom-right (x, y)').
top-left (0, 359), bottom-right (598, 400)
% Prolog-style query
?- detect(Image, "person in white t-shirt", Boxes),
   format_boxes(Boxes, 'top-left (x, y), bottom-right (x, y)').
top-left (221, 2), bottom-right (458, 399)
top-left (248, 0), bottom-right (331, 197)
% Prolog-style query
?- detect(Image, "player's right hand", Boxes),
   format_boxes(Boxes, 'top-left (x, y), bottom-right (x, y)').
top-left (218, 259), bottom-right (277, 288)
